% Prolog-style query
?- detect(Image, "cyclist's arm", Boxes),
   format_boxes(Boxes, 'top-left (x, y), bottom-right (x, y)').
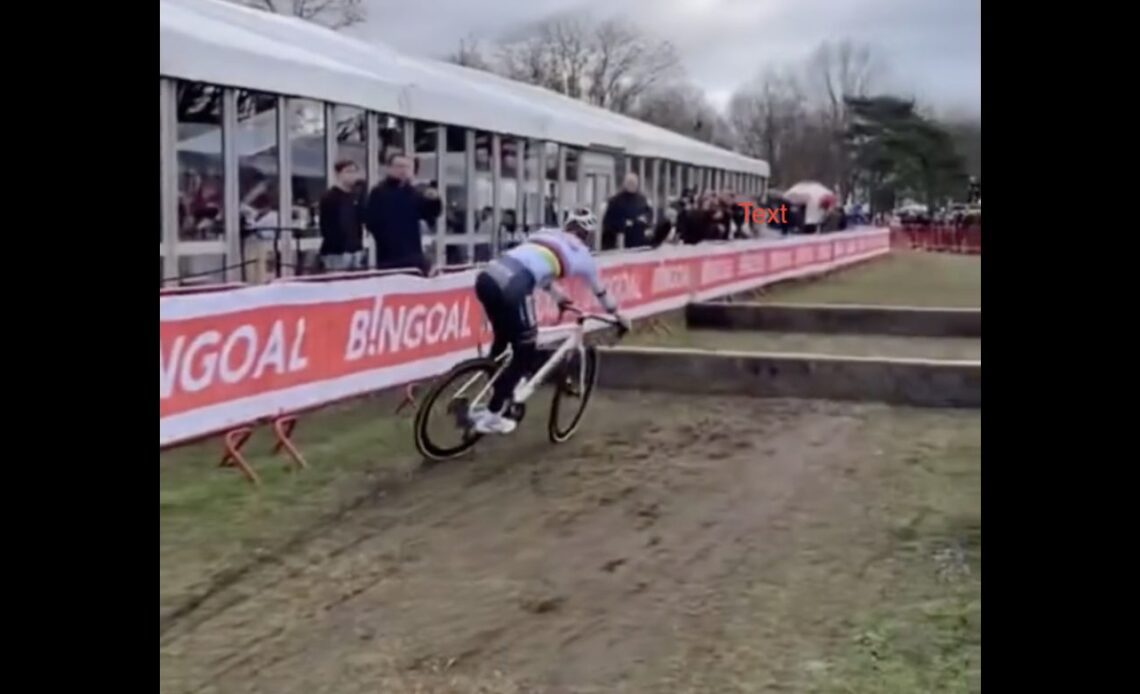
top-left (581, 261), bottom-right (619, 314)
top-left (543, 283), bottom-right (571, 306)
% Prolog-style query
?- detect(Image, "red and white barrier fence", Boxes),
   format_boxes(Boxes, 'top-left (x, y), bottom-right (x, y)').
top-left (160, 228), bottom-right (891, 447)
top-left (891, 225), bottom-right (981, 255)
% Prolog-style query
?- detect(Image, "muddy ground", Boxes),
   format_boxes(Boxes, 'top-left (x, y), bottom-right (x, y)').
top-left (160, 391), bottom-right (980, 694)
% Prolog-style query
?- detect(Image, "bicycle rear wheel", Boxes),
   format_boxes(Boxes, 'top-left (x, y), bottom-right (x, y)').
top-left (414, 358), bottom-right (498, 461)
top-left (547, 347), bottom-right (599, 443)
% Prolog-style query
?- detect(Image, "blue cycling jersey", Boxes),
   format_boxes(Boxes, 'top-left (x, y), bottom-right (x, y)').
top-left (502, 229), bottom-right (617, 312)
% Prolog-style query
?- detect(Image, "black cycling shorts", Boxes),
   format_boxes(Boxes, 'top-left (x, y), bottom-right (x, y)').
top-left (474, 256), bottom-right (537, 358)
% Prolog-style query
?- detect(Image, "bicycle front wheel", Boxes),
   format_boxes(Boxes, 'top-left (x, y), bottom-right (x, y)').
top-left (413, 358), bottom-right (498, 461)
top-left (548, 347), bottom-right (599, 444)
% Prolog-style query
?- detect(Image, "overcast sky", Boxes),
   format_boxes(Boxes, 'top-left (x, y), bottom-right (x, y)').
top-left (353, 0), bottom-right (979, 117)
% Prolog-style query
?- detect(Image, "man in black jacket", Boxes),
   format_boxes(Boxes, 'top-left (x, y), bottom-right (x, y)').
top-left (601, 173), bottom-right (652, 250)
top-left (318, 160), bottom-right (366, 272)
top-left (365, 154), bottom-right (442, 275)
top-left (728, 192), bottom-right (749, 238)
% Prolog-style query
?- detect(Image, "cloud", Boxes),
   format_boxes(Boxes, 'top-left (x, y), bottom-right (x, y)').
top-left (355, 0), bottom-right (979, 115)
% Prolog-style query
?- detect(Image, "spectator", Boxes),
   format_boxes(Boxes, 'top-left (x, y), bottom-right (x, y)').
top-left (662, 190), bottom-right (694, 245)
top-left (318, 160), bottom-right (366, 272)
top-left (678, 194), bottom-right (719, 245)
top-left (238, 178), bottom-right (281, 241)
top-left (602, 173), bottom-right (652, 250)
top-left (708, 193), bottom-right (730, 240)
top-left (501, 209), bottom-right (522, 249)
top-left (821, 207), bottom-right (841, 233)
top-left (544, 185), bottom-right (559, 226)
top-left (787, 202), bottom-right (806, 235)
top-left (678, 211), bottom-right (704, 244)
top-left (650, 199), bottom-right (681, 247)
top-left (727, 192), bottom-right (749, 238)
top-left (365, 154), bottom-right (441, 275)
top-left (764, 190), bottom-right (789, 236)
top-left (475, 206), bottom-right (494, 236)
top-left (246, 195), bottom-right (280, 241)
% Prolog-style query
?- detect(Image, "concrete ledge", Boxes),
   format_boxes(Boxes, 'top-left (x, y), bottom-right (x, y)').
top-left (686, 302), bottom-right (982, 337)
top-left (595, 346), bottom-right (980, 408)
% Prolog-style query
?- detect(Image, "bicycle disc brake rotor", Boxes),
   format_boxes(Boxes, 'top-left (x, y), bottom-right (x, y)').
top-left (559, 372), bottom-right (582, 397)
top-left (447, 397), bottom-right (472, 428)
top-left (560, 356), bottom-right (584, 397)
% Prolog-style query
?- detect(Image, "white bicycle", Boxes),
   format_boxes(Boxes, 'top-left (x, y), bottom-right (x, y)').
top-left (413, 306), bottom-right (626, 461)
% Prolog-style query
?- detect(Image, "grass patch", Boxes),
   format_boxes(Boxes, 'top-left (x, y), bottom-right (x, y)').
top-left (627, 326), bottom-right (981, 360)
top-left (807, 412), bottom-right (981, 694)
top-left (758, 252), bottom-right (980, 307)
top-left (637, 408), bottom-right (981, 694)
top-left (159, 396), bottom-right (419, 621)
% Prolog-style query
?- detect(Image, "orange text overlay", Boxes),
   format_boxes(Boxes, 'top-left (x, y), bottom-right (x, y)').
top-left (736, 202), bottom-right (789, 225)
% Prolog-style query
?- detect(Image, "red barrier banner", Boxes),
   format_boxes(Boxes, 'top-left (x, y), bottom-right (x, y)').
top-left (160, 229), bottom-right (891, 446)
top-left (891, 225), bottom-right (981, 254)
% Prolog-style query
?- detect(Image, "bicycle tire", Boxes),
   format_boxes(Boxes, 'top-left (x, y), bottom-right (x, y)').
top-left (547, 346), bottom-right (599, 444)
top-left (413, 358), bottom-right (498, 461)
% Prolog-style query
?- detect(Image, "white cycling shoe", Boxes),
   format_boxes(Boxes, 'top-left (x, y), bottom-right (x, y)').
top-left (472, 410), bottom-right (517, 435)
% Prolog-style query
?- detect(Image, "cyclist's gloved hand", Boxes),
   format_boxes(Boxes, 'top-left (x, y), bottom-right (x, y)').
top-left (614, 313), bottom-right (632, 335)
top-left (556, 298), bottom-right (574, 317)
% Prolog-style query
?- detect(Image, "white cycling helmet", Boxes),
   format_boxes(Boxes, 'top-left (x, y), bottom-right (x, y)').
top-left (563, 207), bottom-right (598, 238)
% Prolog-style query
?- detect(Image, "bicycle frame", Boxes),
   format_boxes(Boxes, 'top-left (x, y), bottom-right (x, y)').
top-left (512, 324), bottom-right (586, 404)
top-left (452, 312), bottom-right (608, 414)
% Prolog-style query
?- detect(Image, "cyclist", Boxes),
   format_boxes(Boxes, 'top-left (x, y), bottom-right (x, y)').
top-left (471, 207), bottom-right (632, 434)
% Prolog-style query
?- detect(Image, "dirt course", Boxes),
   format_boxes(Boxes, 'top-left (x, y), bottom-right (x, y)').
top-left (160, 391), bottom-right (980, 693)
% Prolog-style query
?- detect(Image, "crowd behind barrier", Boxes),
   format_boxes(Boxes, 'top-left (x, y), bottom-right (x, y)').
top-left (891, 223), bottom-right (982, 255)
top-left (167, 148), bottom-right (864, 290)
top-left (160, 228), bottom-right (892, 448)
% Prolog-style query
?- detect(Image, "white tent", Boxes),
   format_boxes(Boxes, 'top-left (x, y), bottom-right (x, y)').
top-left (785, 181), bottom-right (837, 226)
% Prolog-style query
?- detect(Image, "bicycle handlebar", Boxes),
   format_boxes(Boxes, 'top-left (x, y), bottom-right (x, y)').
top-left (558, 305), bottom-right (628, 331)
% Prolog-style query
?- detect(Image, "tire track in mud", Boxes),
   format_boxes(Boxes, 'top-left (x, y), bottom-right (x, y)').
top-left (161, 432), bottom-right (557, 646)
top-left (161, 394), bottom-right (873, 694)
top-left (160, 479), bottom-right (393, 638)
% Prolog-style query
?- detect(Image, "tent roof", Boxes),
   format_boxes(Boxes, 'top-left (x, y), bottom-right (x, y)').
top-left (160, 0), bottom-right (769, 176)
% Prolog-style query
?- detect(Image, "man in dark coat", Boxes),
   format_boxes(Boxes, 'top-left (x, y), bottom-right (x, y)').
top-left (728, 193), bottom-right (748, 237)
top-left (680, 194), bottom-right (720, 245)
top-left (365, 154), bottom-right (442, 275)
top-left (601, 172), bottom-right (652, 250)
top-left (318, 160), bottom-right (366, 272)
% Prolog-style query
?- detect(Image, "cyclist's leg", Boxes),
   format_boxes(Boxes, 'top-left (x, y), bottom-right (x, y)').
top-left (488, 279), bottom-right (537, 414)
top-left (474, 271), bottom-right (510, 359)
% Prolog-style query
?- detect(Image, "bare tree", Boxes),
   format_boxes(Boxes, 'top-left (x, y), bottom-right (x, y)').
top-left (803, 39), bottom-right (884, 196)
top-left (237, 0), bottom-right (365, 29)
top-left (488, 15), bottom-right (681, 115)
top-left (730, 61), bottom-right (859, 187)
top-left (547, 18), bottom-right (591, 99)
top-left (498, 34), bottom-right (562, 92)
top-left (806, 40), bottom-right (881, 123)
top-left (729, 68), bottom-right (804, 174)
top-left (634, 83), bottom-right (736, 149)
top-left (447, 34), bottom-right (491, 71)
top-left (588, 19), bottom-right (681, 114)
